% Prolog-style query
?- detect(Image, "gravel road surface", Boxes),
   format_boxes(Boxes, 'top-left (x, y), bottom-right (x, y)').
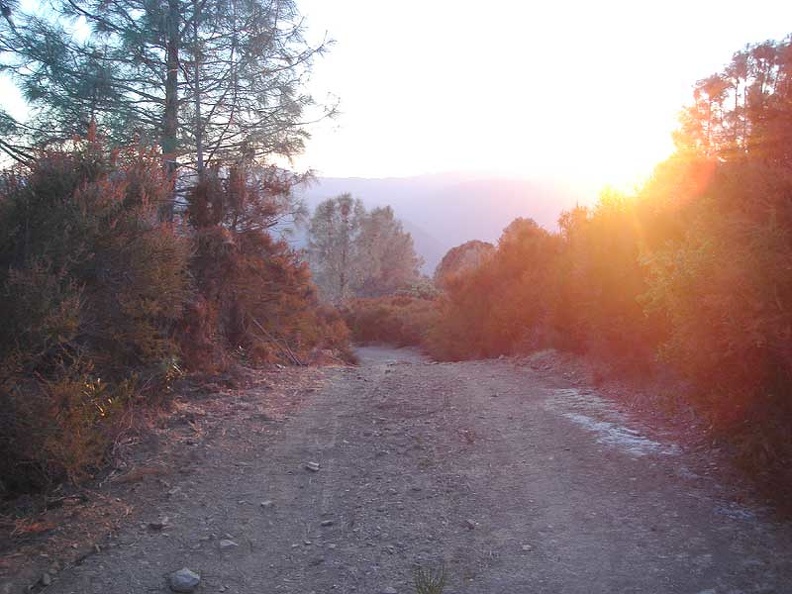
top-left (39, 346), bottom-right (792, 594)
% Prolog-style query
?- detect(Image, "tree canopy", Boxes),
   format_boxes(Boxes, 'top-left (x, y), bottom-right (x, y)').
top-left (677, 37), bottom-right (792, 166)
top-left (307, 195), bottom-right (422, 303)
top-left (0, 0), bottom-right (330, 171)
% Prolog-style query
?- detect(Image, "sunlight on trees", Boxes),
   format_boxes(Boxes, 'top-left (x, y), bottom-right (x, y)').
top-left (424, 36), bottom-right (792, 482)
top-left (1, 7), bottom-right (791, 502)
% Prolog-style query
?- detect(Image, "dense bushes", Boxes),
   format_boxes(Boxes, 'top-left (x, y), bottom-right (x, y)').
top-left (342, 295), bottom-right (438, 347)
top-left (640, 158), bottom-right (792, 472)
top-left (426, 219), bottom-right (560, 360)
top-left (424, 155), bottom-right (792, 485)
top-left (421, 38), bottom-right (792, 483)
top-left (424, 40), bottom-right (792, 487)
top-left (0, 136), bottom-right (352, 497)
top-left (0, 134), bottom-right (190, 493)
top-left (183, 167), bottom-right (351, 368)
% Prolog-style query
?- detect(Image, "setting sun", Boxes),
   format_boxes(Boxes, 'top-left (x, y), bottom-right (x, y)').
top-left (1, 0), bottom-right (792, 588)
top-left (296, 0), bottom-right (792, 195)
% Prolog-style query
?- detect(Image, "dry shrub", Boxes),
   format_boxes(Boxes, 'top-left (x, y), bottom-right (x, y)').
top-left (182, 168), bottom-right (354, 369)
top-left (0, 355), bottom-right (135, 495)
top-left (343, 295), bottom-right (438, 347)
top-left (0, 134), bottom-right (189, 496)
top-left (175, 297), bottom-right (231, 373)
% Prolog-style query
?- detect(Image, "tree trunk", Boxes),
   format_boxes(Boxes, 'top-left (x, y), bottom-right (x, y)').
top-left (192, 0), bottom-right (203, 176)
top-left (161, 0), bottom-right (181, 220)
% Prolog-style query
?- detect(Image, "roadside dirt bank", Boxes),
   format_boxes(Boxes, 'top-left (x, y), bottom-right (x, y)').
top-left (2, 346), bottom-right (791, 593)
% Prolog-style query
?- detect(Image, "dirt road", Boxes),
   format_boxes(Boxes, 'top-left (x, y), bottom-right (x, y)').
top-left (39, 347), bottom-right (792, 593)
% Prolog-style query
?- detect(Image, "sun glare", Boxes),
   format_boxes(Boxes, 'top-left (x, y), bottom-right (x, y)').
top-left (578, 132), bottom-right (677, 195)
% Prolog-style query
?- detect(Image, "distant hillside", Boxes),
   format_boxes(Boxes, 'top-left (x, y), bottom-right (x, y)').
top-left (297, 173), bottom-right (583, 274)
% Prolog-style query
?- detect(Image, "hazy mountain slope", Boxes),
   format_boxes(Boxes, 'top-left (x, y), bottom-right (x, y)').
top-left (298, 174), bottom-right (582, 274)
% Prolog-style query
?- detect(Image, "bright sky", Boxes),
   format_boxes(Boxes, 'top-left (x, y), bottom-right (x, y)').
top-left (2, 1), bottom-right (791, 193)
top-left (297, 0), bottom-right (792, 192)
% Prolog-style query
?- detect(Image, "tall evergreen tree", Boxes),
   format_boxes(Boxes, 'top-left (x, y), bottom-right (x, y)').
top-left (0, 0), bottom-right (330, 173)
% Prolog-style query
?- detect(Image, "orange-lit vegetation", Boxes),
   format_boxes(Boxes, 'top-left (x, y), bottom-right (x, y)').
top-left (342, 295), bottom-right (438, 347)
top-left (0, 0), bottom-right (346, 499)
top-left (424, 38), bottom-right (792, 485)
top-left (0, 135), bottom-right (350, 497)
top-left (3, 23), bottom-right (792, 503)
top-left (0, 135), bottom-right (190, 492)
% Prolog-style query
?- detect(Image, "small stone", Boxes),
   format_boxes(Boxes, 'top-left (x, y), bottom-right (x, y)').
top-left (308, 556), bottom-right (325, 566)
top-left (320, 519), bottom-right (334, 527)
top-left (464, 519), bottom-right (476, 530)
top-left (327, 544), bottom-right (337, 550)
top-left (40, 573), bottom-right (52, 587)
top-left (305, 461), bottom-right (321, 472)
top-left (169, 568), bottom-right (200, 593)
top-left (260, 500), bottom-right (274, 508)
top-left (148, 517), bottom-right (169, 531)
top-left (219, 539), bottom-right (239, 550)
top-left (521, 544), bottom-right (533, 552)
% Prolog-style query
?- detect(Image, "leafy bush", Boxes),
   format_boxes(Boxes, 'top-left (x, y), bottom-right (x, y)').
top-left (426, 219), bottom-right (559, 360)
top-left (343, 295), bottom-right (438, 347)
top-left (0, 133), bottom-right (190, 494)
top-left (640, 158), bottom-right (792, 478)
top-left (182, 167), bottom-right (354, 368)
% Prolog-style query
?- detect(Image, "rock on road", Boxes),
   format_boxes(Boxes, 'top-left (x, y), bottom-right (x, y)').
top-left (43, 346), bottom-right (792, 594)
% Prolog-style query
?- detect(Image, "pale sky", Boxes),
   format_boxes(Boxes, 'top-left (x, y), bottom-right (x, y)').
top-left (2, 1), bottom-right (791, 193)
top-left (297, 0), bottom-right (792, 192)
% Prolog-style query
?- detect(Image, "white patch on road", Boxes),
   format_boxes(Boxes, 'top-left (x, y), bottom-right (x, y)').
top-left (546, 388), bottom-right (679, 458)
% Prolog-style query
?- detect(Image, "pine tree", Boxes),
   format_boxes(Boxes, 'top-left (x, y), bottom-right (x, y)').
top-left (0, 0), bottom-right (330, 173)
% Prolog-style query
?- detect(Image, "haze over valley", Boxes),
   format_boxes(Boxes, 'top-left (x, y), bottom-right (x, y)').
top-left (299, 174), bottom-right (583, 273)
